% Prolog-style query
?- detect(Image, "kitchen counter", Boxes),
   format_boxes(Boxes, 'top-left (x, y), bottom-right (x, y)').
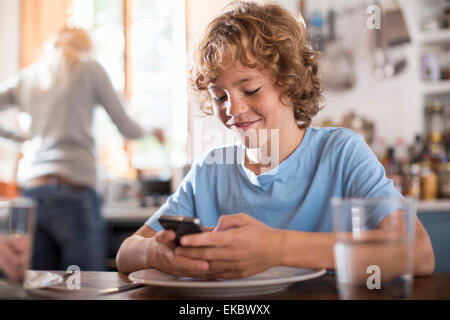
top-left (101, 200), bottom-right (160, 270)
top-left (102, 199), bottom-right (450, 222)
top-left (102, 199), bottom-right (159, 222)
top-left (417, 199), bottom-right (450, 213)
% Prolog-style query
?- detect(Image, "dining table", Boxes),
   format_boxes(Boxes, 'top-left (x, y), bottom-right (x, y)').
top-left (25, 271), bottom-right (450, 300)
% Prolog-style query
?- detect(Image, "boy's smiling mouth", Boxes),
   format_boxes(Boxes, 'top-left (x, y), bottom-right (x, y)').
top-left (228, 119), bottom-right (262, 132)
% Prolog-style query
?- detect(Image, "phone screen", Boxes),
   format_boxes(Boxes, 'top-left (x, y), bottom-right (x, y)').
top-left (158, 215), bottom-right (204, 246)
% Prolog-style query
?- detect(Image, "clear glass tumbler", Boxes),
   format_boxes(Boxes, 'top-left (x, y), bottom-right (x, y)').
top-left (0, 197), bottom-right (36, 299)
top-left (331, 197), bottom-right (416, 300)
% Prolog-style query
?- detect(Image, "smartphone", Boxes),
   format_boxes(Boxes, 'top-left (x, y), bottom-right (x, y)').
top-left (158, 214), bottom-right (205, 246)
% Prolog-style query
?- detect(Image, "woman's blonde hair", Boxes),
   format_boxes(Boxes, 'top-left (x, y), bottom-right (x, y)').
top-left (189, 1), bottom-right (323, 128)
top-left (36, 27), bottom-right (93, 91)
top-left (54, 27), bottom-right (93, 66)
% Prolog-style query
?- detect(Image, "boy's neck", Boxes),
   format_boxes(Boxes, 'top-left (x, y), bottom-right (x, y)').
top-left (245, 124), bottom-right (306, 175)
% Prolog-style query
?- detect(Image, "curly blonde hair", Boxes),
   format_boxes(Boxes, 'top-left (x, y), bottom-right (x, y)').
top-left (54, 27), bottom-right (93, 66)
top-left (189, 1), bottom-right (323, 128)
top-left (37, 27), bottom-right (93, 91)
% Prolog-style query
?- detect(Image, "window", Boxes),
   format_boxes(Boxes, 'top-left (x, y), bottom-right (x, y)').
top-left (70, 0), bottom-right (188, 180)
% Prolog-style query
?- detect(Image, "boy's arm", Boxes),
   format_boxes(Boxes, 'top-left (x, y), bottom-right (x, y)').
top-left (279, 215), bottom-right (434, 276)
top-left (116, 160), bottom-right (206, 275)
top-left (115, 225), bottom-right (156, 274)
top-left (115, 224), bottom-right (210, 276)
top-left (175, 213), bottom-right (435, 278)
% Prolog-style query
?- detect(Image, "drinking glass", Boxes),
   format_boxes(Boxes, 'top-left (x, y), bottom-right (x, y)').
top-left (331, 197), bottom-right (416, 300)
top-left (0, 197), bottom-right (36, 299)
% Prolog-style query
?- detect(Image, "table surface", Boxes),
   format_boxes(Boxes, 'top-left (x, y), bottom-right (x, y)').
top-left (25, 271), bottom-right (450, 300)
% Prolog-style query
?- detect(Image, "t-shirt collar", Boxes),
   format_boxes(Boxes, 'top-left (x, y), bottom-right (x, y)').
top-left (238, 126), bottom-right (311, 186)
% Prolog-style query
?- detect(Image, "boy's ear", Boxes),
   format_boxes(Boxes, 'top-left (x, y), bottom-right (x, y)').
top-left (279, 93), bottom-right (292, 108)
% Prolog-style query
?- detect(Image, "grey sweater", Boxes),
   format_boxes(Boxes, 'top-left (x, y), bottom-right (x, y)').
top-left (0, 59), bottom-right (145, 189)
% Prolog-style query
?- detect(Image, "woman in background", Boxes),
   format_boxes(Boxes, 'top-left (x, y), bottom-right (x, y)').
top-left (0, 27), bottom-right (162, 271)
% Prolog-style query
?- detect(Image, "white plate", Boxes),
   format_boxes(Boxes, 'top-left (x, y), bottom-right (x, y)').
top-left (24, 271), bottom-right (64, 290)
top-left (129, 267), bottom-right (326, 297)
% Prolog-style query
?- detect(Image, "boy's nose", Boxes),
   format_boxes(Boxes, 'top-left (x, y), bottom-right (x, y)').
top-left (226, 96), bottom-right (248, 117)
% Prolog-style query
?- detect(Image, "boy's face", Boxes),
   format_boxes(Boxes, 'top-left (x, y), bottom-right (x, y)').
top-left (208, 64), bottom-right (295, 149)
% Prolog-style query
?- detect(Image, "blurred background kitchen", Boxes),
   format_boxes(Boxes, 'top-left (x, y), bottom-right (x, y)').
top-left (0, 0), bottom-right (449, 271)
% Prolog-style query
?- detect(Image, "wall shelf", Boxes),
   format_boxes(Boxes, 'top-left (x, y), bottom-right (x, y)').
top-left (419, 29), bottom-right (450, 46)
top-left (422, 80), bottom-right (450, 95)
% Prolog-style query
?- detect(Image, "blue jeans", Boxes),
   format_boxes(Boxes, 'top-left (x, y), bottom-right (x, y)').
top-left (22, 184), bottom-right (106, 271)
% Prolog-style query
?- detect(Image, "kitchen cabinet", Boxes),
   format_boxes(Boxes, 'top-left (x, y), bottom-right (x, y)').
top-left (417, 200), bottom-right (450, 273)
top-left (103, 201), bottom-right (158, 271)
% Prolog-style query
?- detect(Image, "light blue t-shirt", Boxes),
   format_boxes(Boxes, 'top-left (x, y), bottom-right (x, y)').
top-left (145, 126), bottom-right (402, 232)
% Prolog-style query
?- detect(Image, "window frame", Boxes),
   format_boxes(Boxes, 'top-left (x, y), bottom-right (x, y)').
top-left (94, 0), bottom-right (190, 174)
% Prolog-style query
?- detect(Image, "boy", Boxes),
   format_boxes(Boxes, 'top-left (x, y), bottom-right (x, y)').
top-left (116, 1), bottom-right (434, 279)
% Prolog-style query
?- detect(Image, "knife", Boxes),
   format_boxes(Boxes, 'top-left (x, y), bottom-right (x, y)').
top-left (99, 282), bottom-right (144, 295)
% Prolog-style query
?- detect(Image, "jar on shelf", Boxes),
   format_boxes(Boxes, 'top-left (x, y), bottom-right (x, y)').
top-left (421, 16), bottom-right (440, 31)
top-left (421, 50), bottom-right (441, 81)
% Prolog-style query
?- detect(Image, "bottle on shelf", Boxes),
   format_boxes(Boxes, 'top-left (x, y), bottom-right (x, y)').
top-left (385, 147), bottom-right (403, 194)
top-left (430, 133), bottom-right (447, 170)
top-left (395, 137), bottom-right (409, 164)
top-left (438, 162), bottom-right (450, 198)
top-left (425, 100), bottom-right (444, 138)
top-left (409, 134), bottom-right (424, 164)
top-left (409, 163), bottom-right (422, 199)
top-left (421, 161), bottom-right (439, 200)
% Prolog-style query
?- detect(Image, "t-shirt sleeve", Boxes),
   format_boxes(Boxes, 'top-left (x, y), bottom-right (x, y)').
top-left (341, 133), bottom-right (403, 228)
top-left (144, 165), bottom-right (197, 232)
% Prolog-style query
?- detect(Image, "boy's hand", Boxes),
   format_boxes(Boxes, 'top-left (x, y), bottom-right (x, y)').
top-left (149, 229), bottom-right (215, 279)
top-left (174, 214), bottom-right (282, 279)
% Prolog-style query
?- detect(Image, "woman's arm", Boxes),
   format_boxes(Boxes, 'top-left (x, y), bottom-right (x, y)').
top-left (0, 77), bottom-right (19, 111)
top-left (0, 126), bottom-right (27, 143)
top-left (0, 79), bottom-right (25, 142)
top-left (91, 62), bottom-right (145, 140)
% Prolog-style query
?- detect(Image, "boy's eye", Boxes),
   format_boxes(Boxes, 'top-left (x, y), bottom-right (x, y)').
top-left (244, 87), bottom-right (261, 96)
top-left (213, 96), bottom-right (227, 102)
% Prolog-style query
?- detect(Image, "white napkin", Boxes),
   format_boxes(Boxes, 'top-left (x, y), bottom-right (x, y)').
top-left (24, 271), bottom-right (63, 290)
